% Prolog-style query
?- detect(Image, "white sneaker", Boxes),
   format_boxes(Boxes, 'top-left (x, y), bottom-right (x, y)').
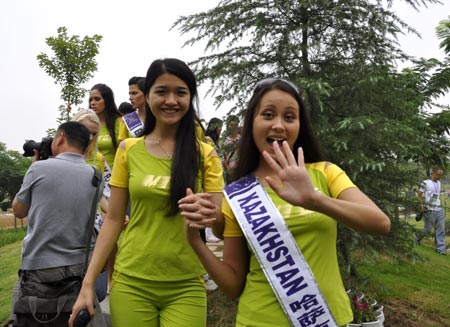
top-left (206, 227), bottom-right (220, 243)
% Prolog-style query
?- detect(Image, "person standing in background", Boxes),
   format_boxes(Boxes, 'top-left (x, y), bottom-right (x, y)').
top-left (10, 122), bottom-right (107, 327)
top-left (118, 102), bottom-right (135, 115)
top-left (221, 114), bottom-right (240, 184)
top-left (204, 117), bottom-right (224, 243)
top-left (89, 83), bottom-right (122, 170)
top-left (205, 117), bottom-right (223, 148)
top-left (119, 76), bottom-right (146, 141)
top-left (72, 109), bottom-right (111, 303)
top-left (72, 109), bottom-right (109, 232)
top-left (416, 167), bottom-right (447, 255)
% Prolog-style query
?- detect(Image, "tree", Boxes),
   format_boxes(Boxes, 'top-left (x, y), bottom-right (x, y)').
top-left (37, 27), bottom-right (102, 122)
top-left (173, 0), bottom-right (450, 273)
top-left (0, 143), bottom-right (31, 210)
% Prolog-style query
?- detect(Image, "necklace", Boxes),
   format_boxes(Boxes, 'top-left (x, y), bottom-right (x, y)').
top-left (148, 138), bottom-right (173, 159)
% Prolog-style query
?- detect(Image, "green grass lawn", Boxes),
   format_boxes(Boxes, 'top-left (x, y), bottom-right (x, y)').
top-left (0, 240), bottom-right (22, 323)
top-left (355, 244), bottom-right (450, 326)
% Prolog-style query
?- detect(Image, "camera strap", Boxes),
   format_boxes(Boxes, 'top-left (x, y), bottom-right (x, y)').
top-left (83, 167), bottom-right (103, 274)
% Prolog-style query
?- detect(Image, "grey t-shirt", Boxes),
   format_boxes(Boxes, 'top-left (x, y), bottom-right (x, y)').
top-left (15, 152), bottom-right (100, 270)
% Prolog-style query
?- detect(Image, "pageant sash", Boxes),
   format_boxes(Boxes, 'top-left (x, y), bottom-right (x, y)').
top-left (122, 111), bottom-right (143, 137)
top-left (223, 175), bottom-right (337, 327)
top-left (102, 160), bottom-right (112, 200)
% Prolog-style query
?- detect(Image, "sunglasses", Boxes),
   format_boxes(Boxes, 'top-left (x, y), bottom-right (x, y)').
top-left (254, 78), bottom-right (300, 94)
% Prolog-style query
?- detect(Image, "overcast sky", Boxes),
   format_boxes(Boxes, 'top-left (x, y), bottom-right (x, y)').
top-left (1, 1), bottom-right (449, 153)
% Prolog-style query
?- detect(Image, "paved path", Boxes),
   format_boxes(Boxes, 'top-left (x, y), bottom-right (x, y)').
top-left (99, 240), bottom-right (224, 318)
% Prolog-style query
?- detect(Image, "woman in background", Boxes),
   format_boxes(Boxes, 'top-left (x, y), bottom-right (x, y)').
top-left (118, 76), bottom-right (146, 141)
top-left (205, 117), bottom-right (223, 148)
top-left (72, 109), bottom-right (109, 303)
top-left (221, 114), bottom-right (240, 184)
top-left (89, 83), bottom-right (122, 170)
top-left (204, 117), bottom-right (224, 243)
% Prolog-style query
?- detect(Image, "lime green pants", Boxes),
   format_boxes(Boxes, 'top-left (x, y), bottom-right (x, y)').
top-left (109, 272), bottom-right (206, 327)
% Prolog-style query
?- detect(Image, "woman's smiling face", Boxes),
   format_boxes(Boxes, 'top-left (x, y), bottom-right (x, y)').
top-left (252, 89), bottom-right (300, 159)
top-left (146, 73), bottom-right (191, 127)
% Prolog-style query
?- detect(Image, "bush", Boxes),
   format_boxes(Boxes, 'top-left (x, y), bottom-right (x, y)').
top-left (0, 227), bottom-right (26, 248)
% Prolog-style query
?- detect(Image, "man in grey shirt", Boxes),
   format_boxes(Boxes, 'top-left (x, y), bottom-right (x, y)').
top-left (10, 121), bottom-right (106, 326)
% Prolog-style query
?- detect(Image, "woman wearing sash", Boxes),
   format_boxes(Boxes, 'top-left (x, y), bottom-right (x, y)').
top-left (118, 76), bottom-right (146, 141)
top-left (181, 78), bottom-right (390, 327)
top-left (70, 58), bottom-right (224, 327)
top-left (72, 109), bottom-right (108, 227)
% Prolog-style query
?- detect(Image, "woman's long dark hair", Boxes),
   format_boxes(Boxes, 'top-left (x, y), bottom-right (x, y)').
top-left (233, 79), bottom-right (324, 181)
top-left (90, 83), bottom-right (122, 149)
top-left (205, 117), bottom-right (223, 146)
top-left (141, 58), bottom-right (201, 216)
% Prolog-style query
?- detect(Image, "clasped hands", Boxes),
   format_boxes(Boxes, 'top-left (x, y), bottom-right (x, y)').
top-left (179, 188), bottom-right (217, 230)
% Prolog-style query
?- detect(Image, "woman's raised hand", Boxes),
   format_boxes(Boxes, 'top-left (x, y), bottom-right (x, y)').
top-left (263, 141), bottom-right (318, 208)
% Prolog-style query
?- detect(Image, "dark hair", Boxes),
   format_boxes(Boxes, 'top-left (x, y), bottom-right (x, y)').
top-left (141, 58), bottom-right (201, 216)
top-left (205, 117), bottom-right (223, 146)
top-left (233, 79), bottom-right (324, 181)
top-left (128, 76), bottom-right (145, 92)
top-left (57, 121), bottom-right (90, 153)
top-left (89, 83), bottom-right (122, 149)
top-left (226, 114), bottom-right (239, 127)
top-left (118, 102), bottom-right (135, 115)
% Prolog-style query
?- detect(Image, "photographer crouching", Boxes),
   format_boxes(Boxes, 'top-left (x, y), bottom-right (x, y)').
top-left (8, 122), bottom-right (108, 327)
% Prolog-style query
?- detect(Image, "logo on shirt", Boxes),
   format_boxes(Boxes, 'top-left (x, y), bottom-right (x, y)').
top-left (142, 175), bottom-right (170, 188)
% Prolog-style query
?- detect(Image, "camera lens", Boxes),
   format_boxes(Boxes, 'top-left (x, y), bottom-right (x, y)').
top-left (22, 140), bottom-right (41, 157)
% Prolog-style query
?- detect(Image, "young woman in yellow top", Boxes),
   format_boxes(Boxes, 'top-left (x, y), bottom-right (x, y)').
top-left (181, 78), bottom-right (391, 326)
top-left (89, 83), bottom-right (122, 169)
top-left (70, 58), bottom-right (224, 327)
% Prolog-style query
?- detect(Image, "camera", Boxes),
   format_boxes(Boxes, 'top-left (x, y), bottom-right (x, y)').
top-left (22, 137), bottom-right (54, 160)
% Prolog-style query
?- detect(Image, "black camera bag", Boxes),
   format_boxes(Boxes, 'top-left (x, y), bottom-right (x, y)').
top-left (13, 274), bottom-right (82, 326)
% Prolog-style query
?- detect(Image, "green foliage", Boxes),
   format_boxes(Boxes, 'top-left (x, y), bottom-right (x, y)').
top-left (173, 0), bottom-right (422, 110)
top-left (0, 143), bottom-right (31, 206)
top-left (0, 227), bottom-right (26, 248)
top-left (437, 15), bottom-right (450, 55)
top-left (36, 27), bottom-right (102, 122)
